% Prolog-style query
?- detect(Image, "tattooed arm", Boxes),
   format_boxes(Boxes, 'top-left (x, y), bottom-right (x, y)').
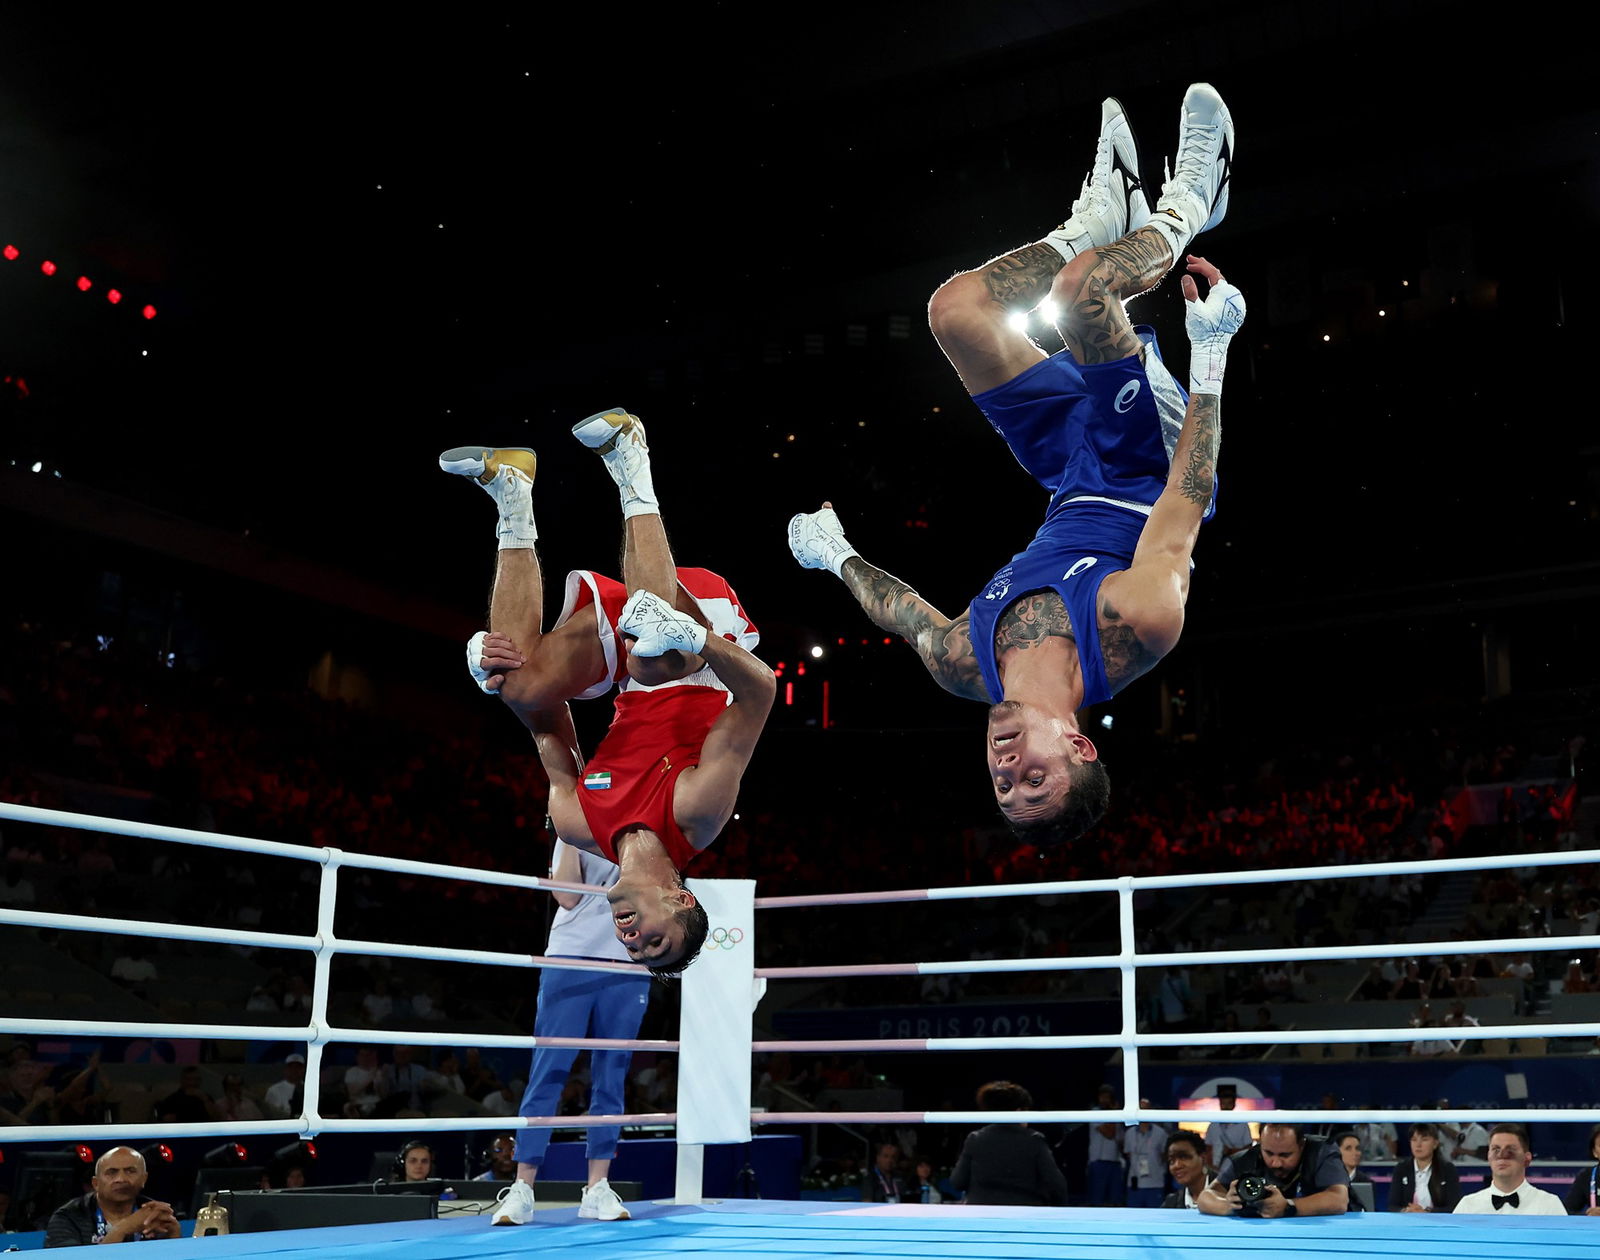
top-left (839, 557), bottom-right (986, 700)
top-left (1098, 383), bottom-right (1220, 667)
top-left (788, 503), bottom-right (983, 699)
top-left (1099, 258), bottom-right (1241, 669)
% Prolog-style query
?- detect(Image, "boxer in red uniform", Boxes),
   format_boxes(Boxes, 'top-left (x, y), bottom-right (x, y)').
top-left (442, 409), bottom-right (774, 973)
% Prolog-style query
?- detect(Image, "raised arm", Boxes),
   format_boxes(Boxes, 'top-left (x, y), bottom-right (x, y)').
top-left (1100, 257), bottom-right (1243, 661)
top-left (548, 838), bottom-right (585, 911)
top-left (789, 504), bottom-right (985, 700)
top-left (501, 695), bottom-right (595, 851)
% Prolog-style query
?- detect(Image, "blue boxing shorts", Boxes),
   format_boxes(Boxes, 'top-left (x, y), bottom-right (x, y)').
top-left (970, 326), bottom-right (1213, 520)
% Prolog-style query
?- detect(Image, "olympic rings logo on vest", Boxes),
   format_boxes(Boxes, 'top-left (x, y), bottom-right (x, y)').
top-left (705, 926), bottom-right (746, 950)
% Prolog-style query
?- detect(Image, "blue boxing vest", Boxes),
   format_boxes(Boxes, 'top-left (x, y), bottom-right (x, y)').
top-left (968, 501), bottom-right (1146, 707)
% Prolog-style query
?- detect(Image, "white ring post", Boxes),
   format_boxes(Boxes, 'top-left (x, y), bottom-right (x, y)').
top-left (1117, 876), bottom-right (1140, 1111)
top-left (300, 848), bottom-right (343, 1134)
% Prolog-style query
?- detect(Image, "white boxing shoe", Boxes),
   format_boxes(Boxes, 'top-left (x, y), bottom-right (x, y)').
top-left (492, 1178), bottom-right (536, 1226)
top-left (438, 446), bottom-right (537, 486)
top-left (572, 407), bottom-right (655, 509)
top-left (1060, 96), bottom-right (1150, 252)
top-left (1153, 82), bottom-right (1234, 252)
top-left (578, 1178), bottom-right (631, 1220)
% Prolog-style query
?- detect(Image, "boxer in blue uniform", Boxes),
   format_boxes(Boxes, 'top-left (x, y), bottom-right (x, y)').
top-left (790, 85), bottom-right (1244, 846)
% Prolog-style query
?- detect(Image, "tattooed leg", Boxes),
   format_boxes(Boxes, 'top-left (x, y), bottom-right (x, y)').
top-left (927, 243), bottom-right (1068, 396)
top-left (1049, 226), bottom-right (1175, 366)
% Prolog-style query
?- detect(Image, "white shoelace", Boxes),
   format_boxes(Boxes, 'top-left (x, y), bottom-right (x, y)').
top-left (1070, 135), bottom-right (1114, 215)
top-left (1167, 122), bottom-right (1219, 190)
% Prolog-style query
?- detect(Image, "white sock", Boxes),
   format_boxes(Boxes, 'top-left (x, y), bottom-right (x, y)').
top-left (607, 450), bottom-right (659, 521)
top-left (1039, 224), bottom-right (1088, 265)
top-left (1142, 212), bottom-right (1188, 262)
top-left (490, 471), bottom-right (539, 549)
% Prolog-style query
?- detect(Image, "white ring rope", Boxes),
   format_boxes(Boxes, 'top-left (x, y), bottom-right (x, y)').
top-left (2, 801), bottom-right (1597, 1149)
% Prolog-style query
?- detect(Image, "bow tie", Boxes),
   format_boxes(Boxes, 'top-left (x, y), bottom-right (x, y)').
top-left (1491, 1192), bottom-right (1519, 1210)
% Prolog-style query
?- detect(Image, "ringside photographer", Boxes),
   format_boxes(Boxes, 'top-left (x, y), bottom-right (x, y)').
top-left (1196, 1123), bottom-right (1349, 1218)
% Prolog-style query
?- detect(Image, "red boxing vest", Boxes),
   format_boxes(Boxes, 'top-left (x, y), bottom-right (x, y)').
top-left (576, 685), bottom-right (729, 868)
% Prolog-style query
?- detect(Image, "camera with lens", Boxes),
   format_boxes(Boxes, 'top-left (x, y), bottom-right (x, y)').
top-left (1236, 1174), bottom-right (1275, 1206)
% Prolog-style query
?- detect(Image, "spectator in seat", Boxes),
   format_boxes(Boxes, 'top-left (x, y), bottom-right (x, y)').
top-left (344, 1047), bottom-right (382, 1118)
top-left (1453, 1123), bottom-right (1565, 1215)
top-left (1333, 1130), bottom-right (1371, 1199)
top-left (263, 1054), bottom-right (305, 1120)
top-left (219, 1073), bottom-right (263, 1123)
top-left (911, 1159), bottom-right (944, 1204)
top-left (1561, 1122), bottom-right (1600, 1216)
top-left (1160, 1131), bottom-right (1209, 1209)
top-left (156, 1066), bottom-right (217, 1124)
top-left (863, 1142), bottom-right (907, 1203)
top-left (1389, 1122), bottom-right (1460, 1213)
top-left (44, 1146), bottom-right (180, 1246)
top-left (473, 1134), bottom-right (518, 1183)
top-left (396, 1140), bottom-right (434, 1183)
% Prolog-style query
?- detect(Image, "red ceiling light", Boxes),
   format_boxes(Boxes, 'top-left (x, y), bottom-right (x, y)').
top-left (41, 260), bottom-right (57, 276)
top-left (2, 245), bottom-right (17, 260)
top-left (107, 289), bottom-right (123, 304)
top-left (77, 276), bottom-right (92, 292)
top-left (142, 304), bottom-right (157, 319)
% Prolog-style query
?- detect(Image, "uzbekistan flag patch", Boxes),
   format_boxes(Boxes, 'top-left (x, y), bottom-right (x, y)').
top-left (583, 771), bottom-right (612, 791)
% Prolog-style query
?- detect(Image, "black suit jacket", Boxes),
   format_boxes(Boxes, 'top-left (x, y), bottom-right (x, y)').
top-left (950, 1123), bottom-right (1070, 1207)
top-left (1386, 1157), bottom-right (1461, 1212)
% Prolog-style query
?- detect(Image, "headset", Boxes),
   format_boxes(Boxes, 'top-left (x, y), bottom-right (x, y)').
top-left (390, 1139), bottom-right (433, 1181)
top-left (482, 1133), bottom-right (515, 1166)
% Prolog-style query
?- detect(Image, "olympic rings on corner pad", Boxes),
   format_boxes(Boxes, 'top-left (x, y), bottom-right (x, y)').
top-left (705, 926), bottom-right (746, 950)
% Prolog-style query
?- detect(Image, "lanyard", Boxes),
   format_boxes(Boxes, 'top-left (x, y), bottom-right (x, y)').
top-left (95, 1203), bottom-right (142, 1243)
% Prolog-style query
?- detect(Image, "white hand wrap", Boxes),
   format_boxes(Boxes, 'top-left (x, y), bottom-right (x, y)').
top-left (465, 630), bottom-right (496, 695)
top-left (1184, 279), bottom-right (1246, 395)
top-left (788, 506), bottom-right (859, 578)
top-left (619, 589), bottom-right (707, 658)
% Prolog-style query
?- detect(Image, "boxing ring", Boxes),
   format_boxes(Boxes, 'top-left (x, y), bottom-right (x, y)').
top-left (4, 798), bottom-right (1600, 1259)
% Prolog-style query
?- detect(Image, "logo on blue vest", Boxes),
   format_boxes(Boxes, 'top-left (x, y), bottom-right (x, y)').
top-left (982, 569), bottom-right (1013, 601)
top-left (1062, 556), bottom-right (1098, 581)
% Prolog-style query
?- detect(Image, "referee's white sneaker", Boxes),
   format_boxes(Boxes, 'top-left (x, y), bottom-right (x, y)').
top-left (492, 1179), bottom-right (536, 1226)
top-left (578, 1178), bottom-right (631, 1220)
top-left (1151, 82), bottom-right (1234, 258)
